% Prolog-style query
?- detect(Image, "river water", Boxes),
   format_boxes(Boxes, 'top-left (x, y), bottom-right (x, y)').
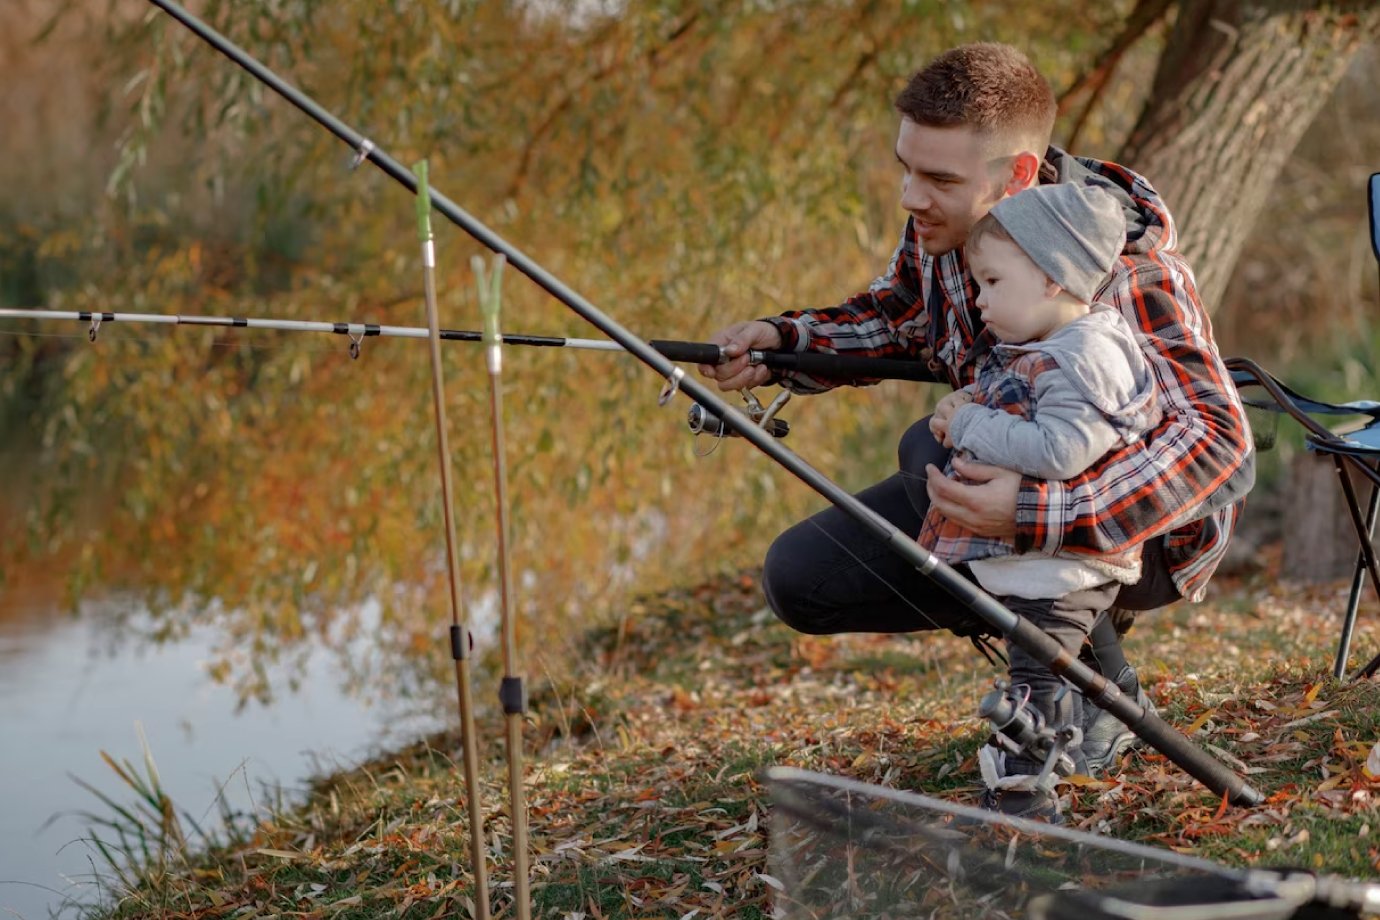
top-left (0, 584), bottom-right (448, 920)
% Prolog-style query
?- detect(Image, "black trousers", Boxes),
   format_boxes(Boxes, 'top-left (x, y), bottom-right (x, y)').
top-left (761, 418), bottom-right (1181, 639)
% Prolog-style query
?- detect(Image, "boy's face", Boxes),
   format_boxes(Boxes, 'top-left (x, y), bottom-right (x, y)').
top-left (895, 119), bottom-right (1011, 256)
top-left (969, 235), bottom-right (1064, 344)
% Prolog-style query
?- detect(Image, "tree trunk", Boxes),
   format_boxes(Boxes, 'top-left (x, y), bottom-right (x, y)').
top-left (1117, 1), bottom-right (1379, 309)
top-left (1280, 450), bottom-right (1367, 583)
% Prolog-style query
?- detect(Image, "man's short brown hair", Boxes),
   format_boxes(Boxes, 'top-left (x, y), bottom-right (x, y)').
top-left (894, 43), bottom-right (1056, 155)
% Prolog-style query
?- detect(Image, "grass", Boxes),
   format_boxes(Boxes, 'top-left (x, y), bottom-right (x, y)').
top-left (78, 555), bottom-right (1380, 919)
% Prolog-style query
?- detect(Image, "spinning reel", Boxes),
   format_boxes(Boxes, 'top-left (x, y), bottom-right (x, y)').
top-left (687, 388), bottom-right (792, 440)
top-left (979, 678), bottom-right (1083, 798)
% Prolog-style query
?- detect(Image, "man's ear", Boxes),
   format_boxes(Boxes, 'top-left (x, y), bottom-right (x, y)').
top-left (1044, 278), bottom-right (1062, 299)
top-left (1001, 151), bottom-right (1042, 197)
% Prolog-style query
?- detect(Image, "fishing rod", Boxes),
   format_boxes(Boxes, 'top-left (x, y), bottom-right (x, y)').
top-left (0, 307), bottom-right (934, 382)
top-left (1, 306), bottom-right (798, 440)
top-left (144, 0), bottom-right (1262, 825)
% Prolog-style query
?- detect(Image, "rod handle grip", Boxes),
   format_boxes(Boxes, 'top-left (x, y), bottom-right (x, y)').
top-left (650, 339), bottom-right (724, 365)
top-left (650, 339), bottom-right (938, 383)
top-left (756, 350), bottom-right (938, 383)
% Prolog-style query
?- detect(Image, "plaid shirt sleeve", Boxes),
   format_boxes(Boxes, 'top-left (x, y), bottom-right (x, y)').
top-left (1014, 249), bottom-right (1252, 569)
top-left (758, 221), bottom-right (950, 393)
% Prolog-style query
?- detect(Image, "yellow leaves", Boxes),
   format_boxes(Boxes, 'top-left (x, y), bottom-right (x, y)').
top-left (34, 227), bottom-right (84, 260)
top-left (851, 750), bottom-right (879, 772)
top-left (254, 847), bottom-right (308, 861)
top-left (1183, 708), bottom-right (1216, 735)
top-left (1302, 681), bottom-right (1324, 706)
top-left (1061, 774), bottom-right (1112, 789)
top-left (13, 8), bottom-right (961, 656)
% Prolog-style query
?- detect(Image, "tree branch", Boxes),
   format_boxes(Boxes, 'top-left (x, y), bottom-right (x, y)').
top-left (504, 10), bottom-right (703, 201)
top-left (1056, 0), bottom-right (1176, 148)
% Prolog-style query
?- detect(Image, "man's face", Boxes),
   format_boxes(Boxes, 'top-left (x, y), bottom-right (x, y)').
top-left (895, 119), bottom-right (1011, 256)
top-left (968, 235), bottom-right (1062, 344)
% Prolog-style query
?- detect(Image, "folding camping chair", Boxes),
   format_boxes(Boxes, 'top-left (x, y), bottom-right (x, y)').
top-left (1225, 172), bottom-right (1380, 681)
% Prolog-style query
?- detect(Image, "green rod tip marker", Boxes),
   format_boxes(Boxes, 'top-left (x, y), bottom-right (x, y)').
top-left (412, 160), bottom-right (432, 242)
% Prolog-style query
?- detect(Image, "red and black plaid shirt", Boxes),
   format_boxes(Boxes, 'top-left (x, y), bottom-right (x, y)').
top-left (762, 149), bottom-right (1252, 602)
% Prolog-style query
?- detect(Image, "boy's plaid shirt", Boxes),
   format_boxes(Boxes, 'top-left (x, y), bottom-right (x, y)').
top-left (917, 348), bottom-right (1147, 583)
top-left (762, 150), bottom-right (1252, 602)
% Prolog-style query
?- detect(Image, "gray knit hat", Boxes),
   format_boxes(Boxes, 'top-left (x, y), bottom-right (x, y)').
top-left (988, 183), bottom-right (1127, 303)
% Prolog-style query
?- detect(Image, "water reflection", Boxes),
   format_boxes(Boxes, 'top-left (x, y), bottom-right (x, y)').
top-left (0, 584), bottom-right (448, 920)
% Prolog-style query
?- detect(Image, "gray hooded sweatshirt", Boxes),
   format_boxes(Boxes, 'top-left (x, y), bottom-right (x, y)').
top-left (942, 304), bottom-right (1161, 598)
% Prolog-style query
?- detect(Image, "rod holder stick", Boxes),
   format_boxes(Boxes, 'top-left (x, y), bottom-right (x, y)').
top-left (145, 0), bottom-right (1261, 807)
top-left (474, 252), bottom-right (532, 920)
top-left (414, 161), bottom-right (491, 920)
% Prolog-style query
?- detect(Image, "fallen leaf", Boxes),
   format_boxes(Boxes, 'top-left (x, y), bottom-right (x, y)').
top-left (1365, 741), bottom-right (1380, 779)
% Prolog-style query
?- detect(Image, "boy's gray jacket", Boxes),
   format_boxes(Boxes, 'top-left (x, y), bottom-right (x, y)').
top-left (947, 306), bottom-right (1161, 479)
top-left (925, 305), bottom-right (1163, 590)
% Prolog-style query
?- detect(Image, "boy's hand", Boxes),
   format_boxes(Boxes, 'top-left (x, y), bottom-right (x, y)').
top-left (929, 389), bottom-right (974, 448)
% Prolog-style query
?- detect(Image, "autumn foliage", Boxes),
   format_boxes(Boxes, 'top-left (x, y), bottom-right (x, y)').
top-left (0, 2), bottom-right (1377, 703)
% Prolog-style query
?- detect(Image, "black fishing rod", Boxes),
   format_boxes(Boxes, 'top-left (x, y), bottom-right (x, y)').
top-left (143, 0), bottom-right (1263, 817)
top-left (0, 307), bottom-right (933, 381)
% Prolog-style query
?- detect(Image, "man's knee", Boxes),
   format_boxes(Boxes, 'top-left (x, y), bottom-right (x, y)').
top-left (762, 528), bottom-right (833, 635)
top-left (898, 416), bottom-right (948, 475)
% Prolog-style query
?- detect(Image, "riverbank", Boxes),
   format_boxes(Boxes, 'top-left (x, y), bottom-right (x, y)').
top-left (90, 555), bottom-right (1380, 918)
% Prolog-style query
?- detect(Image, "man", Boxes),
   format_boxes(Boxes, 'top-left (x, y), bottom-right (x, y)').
top-left (698, 42), bottom-right (1253, 782)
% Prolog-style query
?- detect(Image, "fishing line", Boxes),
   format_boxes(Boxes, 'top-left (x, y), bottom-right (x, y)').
top-left (803, 516), bottom-right (949, 635)
top-left (804, 514), bottom-right (1009, 668)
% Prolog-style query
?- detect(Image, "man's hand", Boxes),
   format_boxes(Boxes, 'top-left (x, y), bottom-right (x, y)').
top-left (925, 455), bottom-right (1019, 538)
top-left (697, 320), bottom-right (783, 391)
top-left (929, 388), bottom-right (974, 448)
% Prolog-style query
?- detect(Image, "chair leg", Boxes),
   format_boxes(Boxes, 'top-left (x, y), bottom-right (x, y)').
top-left (1330, 457), bottom-right (1380, 679)
top-left (1356, 648), bottom-right (1380, 680)
top-left (1334, 459), bottom-right (1380, 678)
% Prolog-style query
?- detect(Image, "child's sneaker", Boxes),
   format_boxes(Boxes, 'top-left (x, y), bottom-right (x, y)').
top-left (976, 743), bottom-right (1063, 824)
top-left (978, 785), bottom-right (1061, 822)
top-left (1081, 665), bottom-right (1154, 775)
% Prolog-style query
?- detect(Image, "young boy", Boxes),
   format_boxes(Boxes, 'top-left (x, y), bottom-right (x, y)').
top-left (919, 182), bottom-right (1160, 819)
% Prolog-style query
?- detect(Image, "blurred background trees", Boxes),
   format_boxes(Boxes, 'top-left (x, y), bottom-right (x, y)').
top-left (0, 0), bottom-right (1376, 702)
